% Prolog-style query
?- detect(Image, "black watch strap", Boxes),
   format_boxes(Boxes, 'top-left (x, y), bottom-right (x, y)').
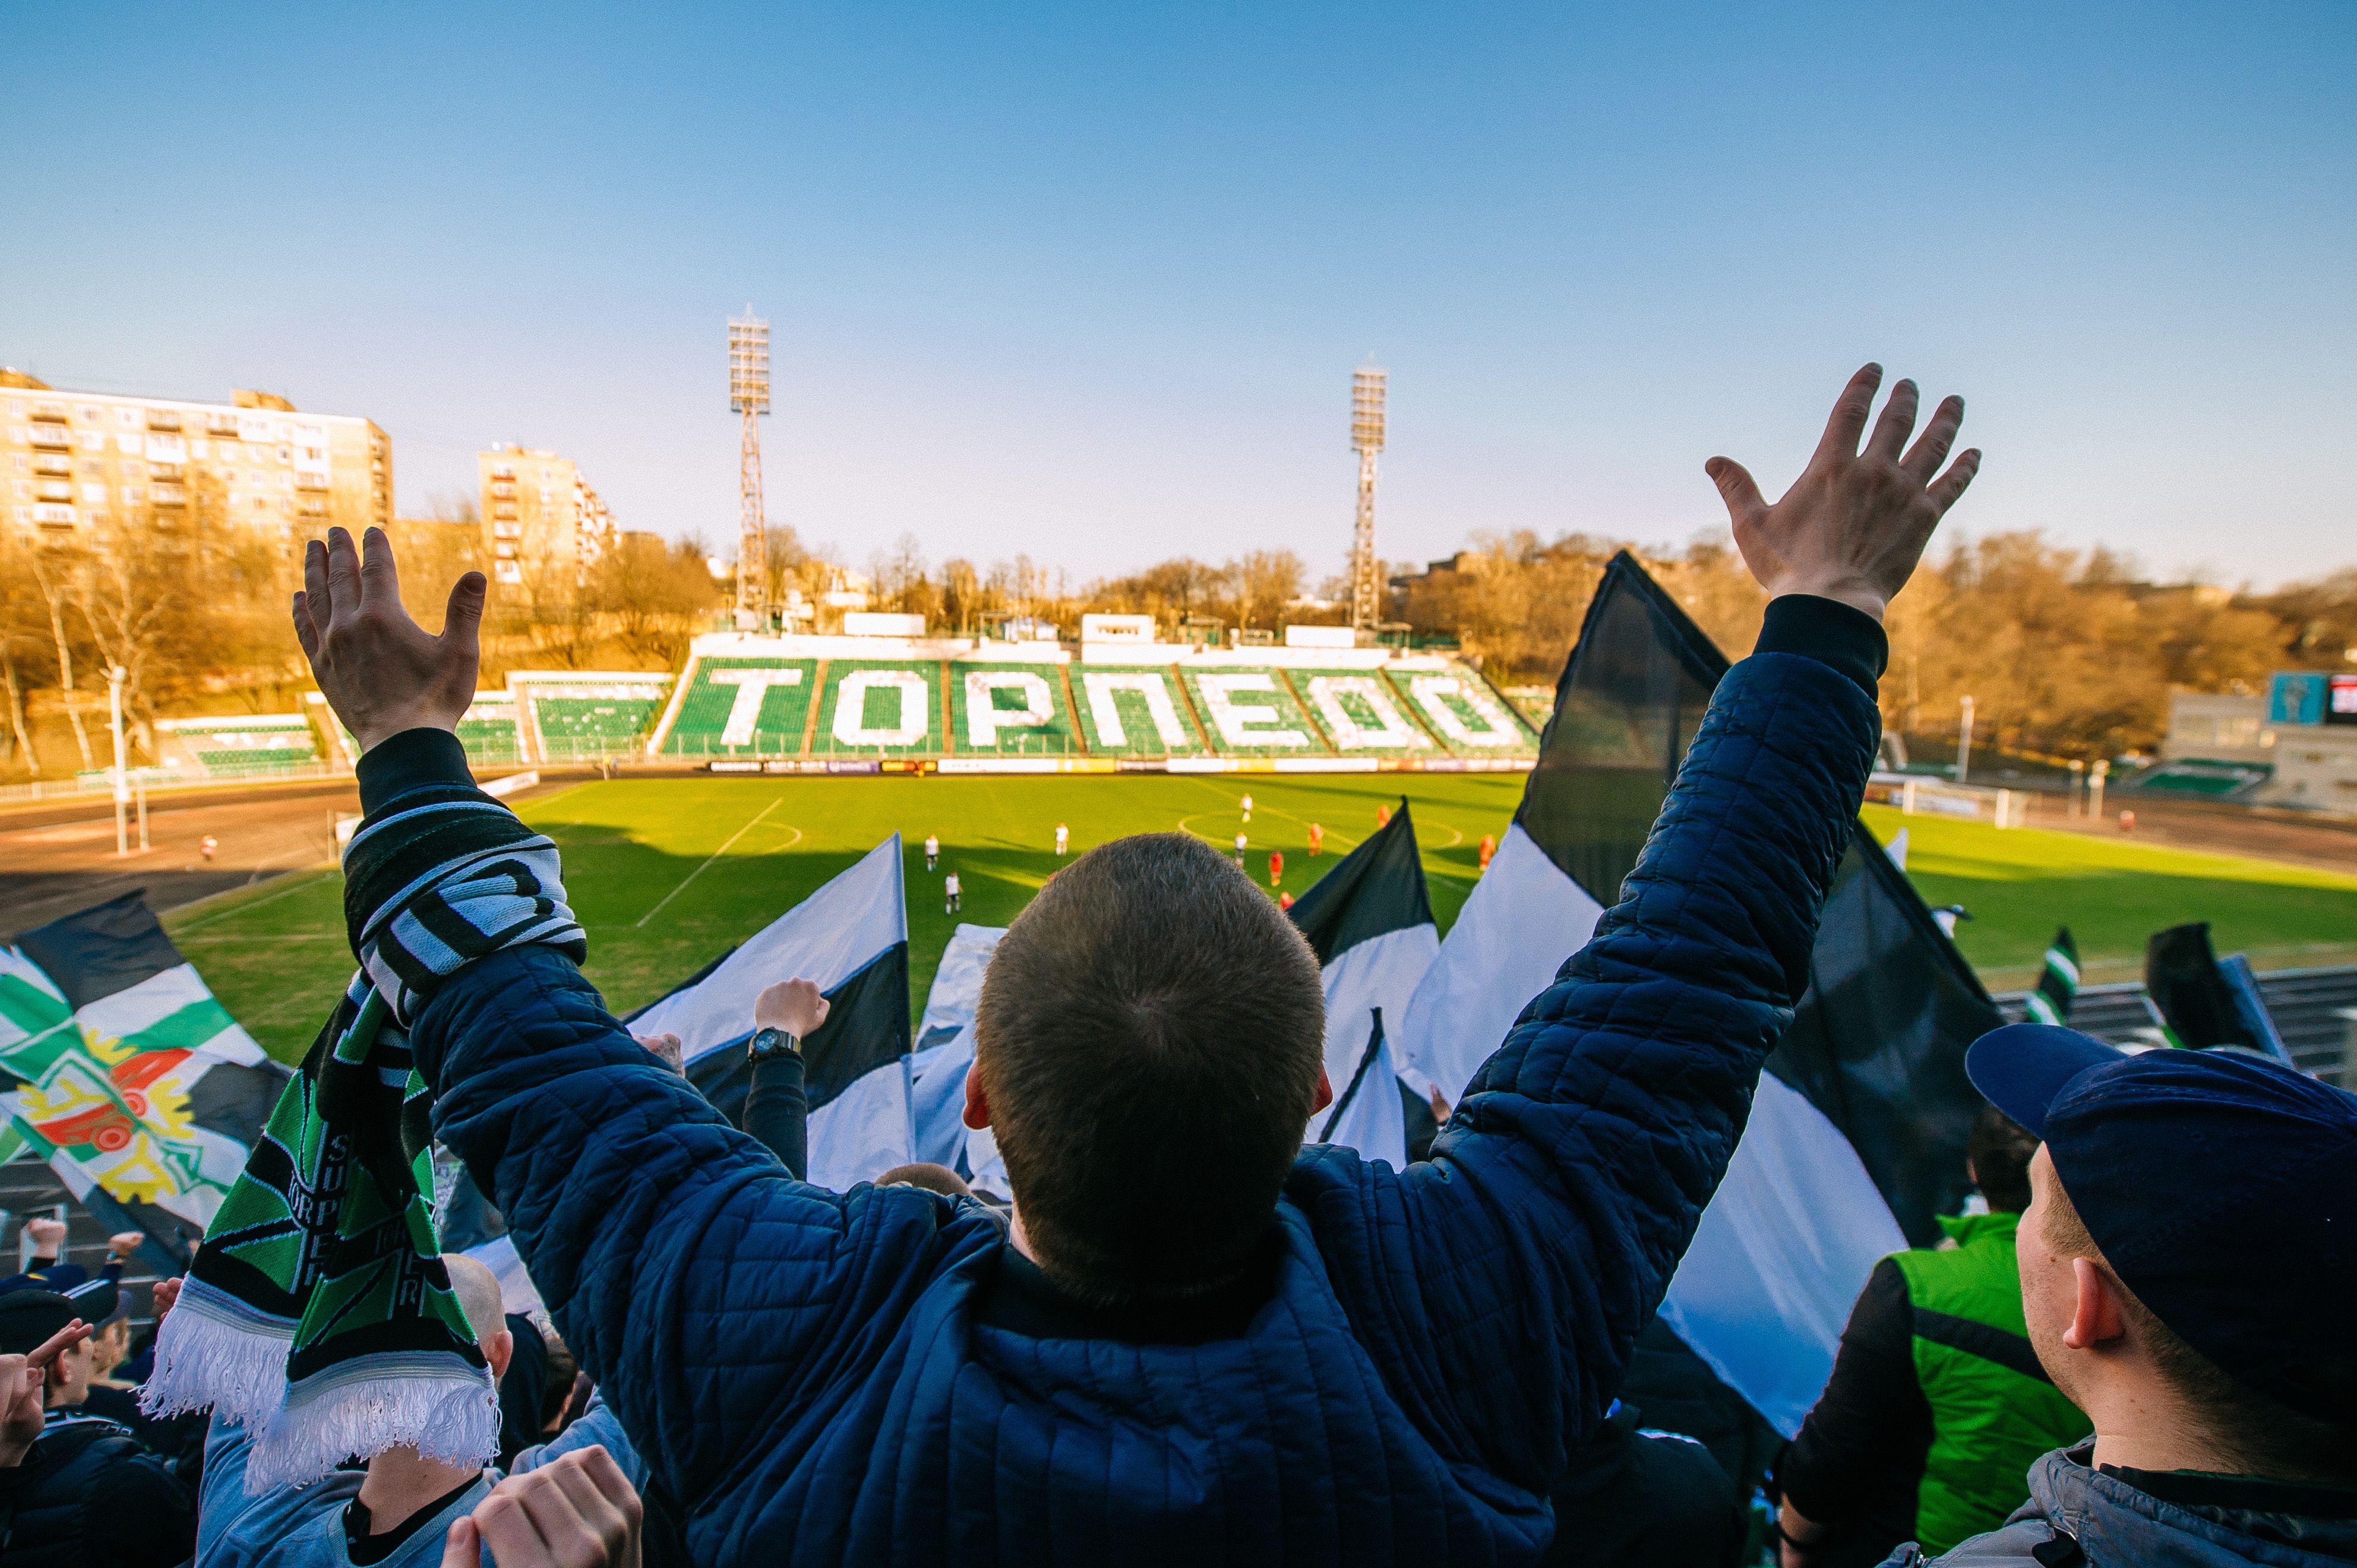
top-left (747, 1027), bottom-right (801, 1061)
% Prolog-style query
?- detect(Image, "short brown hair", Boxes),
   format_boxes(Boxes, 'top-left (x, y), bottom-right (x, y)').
top-left (1968, 1105), bottom-right (2039, 1213)
top-left (2043, 1171), bottom-right (2356, 1484)
top-left (974, 833), bottom-right (1325, 1304)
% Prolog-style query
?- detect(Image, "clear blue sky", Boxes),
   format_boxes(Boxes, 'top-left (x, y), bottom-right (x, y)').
top-left (5, 2), bottom-right (2351, 589)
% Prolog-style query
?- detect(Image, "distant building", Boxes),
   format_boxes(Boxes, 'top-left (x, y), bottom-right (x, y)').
top-left (1, 372), bottom-right (390, 542)
top-left (2157, 678), bottom-right (2357, 809)
top-left (478, 444), bottom-right (615, 586)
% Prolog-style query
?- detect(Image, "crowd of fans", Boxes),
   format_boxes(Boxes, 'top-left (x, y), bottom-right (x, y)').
top-left (0, 368), bottom-right (2347, 1567)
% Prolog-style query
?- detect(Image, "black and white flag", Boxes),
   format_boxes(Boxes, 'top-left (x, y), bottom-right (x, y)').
top-left (1287, 803), bottom-right (1440, 1169)
top-left (1394, 552), bottom-right (1999, 1435)
top-left (629, 834), bottom-right (914, 1190)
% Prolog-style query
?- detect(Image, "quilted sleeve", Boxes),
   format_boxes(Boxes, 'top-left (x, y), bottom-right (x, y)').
top-left (1289, 644), bottom-right (1880, 1491)
top-left (407, 945), bottom-right (969, 1514)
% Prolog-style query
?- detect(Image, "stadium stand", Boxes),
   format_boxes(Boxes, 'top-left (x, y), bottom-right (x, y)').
top-left (1285, 668), bottom-right (1440, 755)
top-left (1176, 662), bottom-right (1334, 757)
top-left (1070, 663), bottom-right (1208, 756)
top-left (456, 693), bottom-right (526, 767)
top-left (2126, 757), bottom-right (2276, 799)
top-left (811, 659), bottom-right (946, 756)
top-left (653, 655), bottom-right (823, 758)
top-left (1383, 660), bottom-right (1540, 754)
top-left (948, 659), bottom-right (1083, 757)
top-left (154, 715), bottom-right (320, 780)
top-left (512, 672), bottom-right (672, 763)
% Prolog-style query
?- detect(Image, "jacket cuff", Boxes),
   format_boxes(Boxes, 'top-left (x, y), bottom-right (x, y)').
top-left (1755, 596), bottom-right (1888, 700)
top-left (356, 728), bottom-right (476, 815)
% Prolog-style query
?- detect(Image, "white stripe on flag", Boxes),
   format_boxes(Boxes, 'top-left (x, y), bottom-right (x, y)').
top-left (1393, 823), bottom-right (1604, 1102)
top-left (918, 925), bottom-right (1004, 1044)
top-left (1658, 1071), bottom-right (1907, 1437)
top-left (807, 1063), bottom-right (917, 1190)
top-left (637, 834), bottom-right (907, 1061)
top-left (1308, 923), bottom-right (1437, 1166)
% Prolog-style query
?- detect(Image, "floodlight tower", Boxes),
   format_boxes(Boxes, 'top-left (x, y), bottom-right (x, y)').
top-left (728, 311), bottom-right (772, 625)
top-left (1349, 365), bottom-right (1387, 631)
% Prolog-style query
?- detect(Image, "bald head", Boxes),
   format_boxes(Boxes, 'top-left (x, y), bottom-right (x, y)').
top-left (441, 1253), bottom-right (513, 1376)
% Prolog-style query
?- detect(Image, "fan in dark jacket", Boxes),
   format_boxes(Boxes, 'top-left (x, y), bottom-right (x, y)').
top-left (0, 1291), bottom-right (192, 1568)
top-left (291, 363), bottom-right (1980, 1566)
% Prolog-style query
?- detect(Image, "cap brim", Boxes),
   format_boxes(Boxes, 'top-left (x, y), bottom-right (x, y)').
top-left (1966, 1023), bottom-right (2125, 1137)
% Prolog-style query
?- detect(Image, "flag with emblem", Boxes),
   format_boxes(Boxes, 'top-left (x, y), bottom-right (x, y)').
top-left (0, 892), bottom-right (291, 1259)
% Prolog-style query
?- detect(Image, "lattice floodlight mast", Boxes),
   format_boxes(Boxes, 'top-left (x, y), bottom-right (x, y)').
top-left (729, 312), bottom-right (771, 620)
top-left (1350, 366), bottom-right (1387, 631)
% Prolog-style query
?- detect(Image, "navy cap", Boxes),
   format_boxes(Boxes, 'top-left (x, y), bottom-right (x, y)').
top-left (0, 1289), bottom-right (85, 1356)
top-left (1967, 1023), bottom-right (2357, 1427)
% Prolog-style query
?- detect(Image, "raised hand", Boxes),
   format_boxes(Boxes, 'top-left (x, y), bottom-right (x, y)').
top-left (151, 1276), bottom-right (184, 1320)
top-left (633, 1032), bottom-right (685, 1075)
top-left (1707, 364), bottom-right (1979, 623)
top-left (24, 1217), bottom-right (65, 1259)
top-left (0, 1319), bottom-right (90, 1467)
top-left (107, 1232), bottom-right (145, 1260)
top-left (754, 978), bottom-right (830, 1038)
top-left (442, 1444), bottom-right (643, 1568)
top-left (292, 526), bottom-right (487, 755)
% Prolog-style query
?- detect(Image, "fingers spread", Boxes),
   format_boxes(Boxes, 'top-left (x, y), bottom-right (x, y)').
top-left (292, 592), bottom-right (321, 662)
top-left (360, 526), bottom-right (402, 613)
top-left (1927, 449), bottom-right (1983, 517)
top-left (324, 529), bottom-right (362, 630)
top-left (443, 571), bottom-right (488, 649)
top-left (303, 539), bottom-right (333, 627)
top-left (1865, 379), bottom-right (1919, 463)
top-left (1900, 394), bottom-right (1964, 482)
top-left (1704, 457), bottom-right (1767, 525)
top-left (1814, 363), bottom-right (1884, 462)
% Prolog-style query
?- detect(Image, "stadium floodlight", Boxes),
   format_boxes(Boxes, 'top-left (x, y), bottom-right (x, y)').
top-left (1350, 366), bottom-right (1387, 632)
top-left (729, 311), bottom-right (771, 622)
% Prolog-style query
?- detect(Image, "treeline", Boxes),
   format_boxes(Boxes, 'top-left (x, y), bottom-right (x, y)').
top-left (1383, 530), bottom-right (2356, 763)
top-left (0, 517), bottom-right (718, 780)
top-left (5, 517), bottom-right (2351, 782)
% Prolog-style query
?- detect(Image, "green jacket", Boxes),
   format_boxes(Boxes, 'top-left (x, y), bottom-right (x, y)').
top-left (1888, 1212), bottom-right (2090, 1555)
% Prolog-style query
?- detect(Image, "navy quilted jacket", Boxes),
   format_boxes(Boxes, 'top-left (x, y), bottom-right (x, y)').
top-left (400, 628), bottom-right (1879, 1566)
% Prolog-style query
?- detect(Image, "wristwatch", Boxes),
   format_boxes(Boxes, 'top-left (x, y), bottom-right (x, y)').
top-left (747, 1027), bottom-right (801, 1061)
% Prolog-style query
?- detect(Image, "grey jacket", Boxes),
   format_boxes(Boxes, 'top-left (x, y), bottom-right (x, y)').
top-left (1888, 1447), bottom-right (2357, 1568)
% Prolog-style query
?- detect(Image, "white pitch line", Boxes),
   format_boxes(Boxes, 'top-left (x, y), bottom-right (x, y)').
top-left (636, 798), bottom-right (782, 928)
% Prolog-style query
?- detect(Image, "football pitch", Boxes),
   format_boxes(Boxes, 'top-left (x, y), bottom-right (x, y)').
top-left (162, 776), bottom-right (2357, 1063)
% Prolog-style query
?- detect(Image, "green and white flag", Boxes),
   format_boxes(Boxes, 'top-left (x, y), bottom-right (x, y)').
top-left (2024, 926), bottom-right (2080, 1026)
top-left (0, 893), bottom-right (289, 1254)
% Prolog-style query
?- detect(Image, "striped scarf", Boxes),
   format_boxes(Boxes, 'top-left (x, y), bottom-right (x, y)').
top-left (139, 784), bottom-right (583, 1491)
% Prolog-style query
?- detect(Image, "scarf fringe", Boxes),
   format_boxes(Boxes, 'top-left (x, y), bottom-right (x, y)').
top-left (244, 1360), bottom-right (499, 1493)
top-left (135, 1275), bottom-right (295, 1430)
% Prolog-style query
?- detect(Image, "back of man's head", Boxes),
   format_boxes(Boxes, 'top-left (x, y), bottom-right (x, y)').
top-left (440, 1254), bottom-right (513, 1380)
top-left (2038, 1165), bottom-right (2355, 1484)
top-left (975, 832), bottom-right (1324, 1305)
top-left (1967, 1104), bottom-right (2038, 1213)
top-left (1969, 1025), bottom-right (2357, 1488)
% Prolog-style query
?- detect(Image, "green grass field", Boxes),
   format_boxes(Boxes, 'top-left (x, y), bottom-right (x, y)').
top-left (162, 777), bottom-right (2357, 1063)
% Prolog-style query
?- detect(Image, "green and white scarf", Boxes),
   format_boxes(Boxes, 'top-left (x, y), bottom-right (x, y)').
top-left (140, 783), bottom-right (584, 1490)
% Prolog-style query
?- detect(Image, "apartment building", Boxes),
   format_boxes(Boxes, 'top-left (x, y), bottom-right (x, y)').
top-left (0, 371), bottom-right (390, 542)
top-left (478, 444), bottom-right (616, 586)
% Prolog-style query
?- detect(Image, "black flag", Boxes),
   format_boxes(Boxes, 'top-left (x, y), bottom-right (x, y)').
top-left (1395, 550), bottom-right (1999, 1435)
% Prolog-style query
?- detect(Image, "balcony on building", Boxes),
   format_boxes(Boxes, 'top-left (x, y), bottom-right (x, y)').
top-left (150, 483), bottom-right (187, 506)
top-left (206, 412), bottom-right (239, 435)
top-left (33, 452), bottom-right (69, 475)
top-left (36, 480), bottom-right (73, 502)
top-left (146, 409), bottom-right (183, 431)
top-left (29, 421), bottom-right (71, 449)
top-left (295, 472), bottom-right (330, 491)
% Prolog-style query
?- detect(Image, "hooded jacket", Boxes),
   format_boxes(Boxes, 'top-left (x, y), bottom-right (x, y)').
top-left (1898, 1446), bottom-right (2357, 1567)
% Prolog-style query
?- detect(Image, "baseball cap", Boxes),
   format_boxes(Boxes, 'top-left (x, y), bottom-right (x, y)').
top-left (0, 1289), bottom-right (97, 1357)
top-left (1966, 1023), bottom-right (2357, 1426)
